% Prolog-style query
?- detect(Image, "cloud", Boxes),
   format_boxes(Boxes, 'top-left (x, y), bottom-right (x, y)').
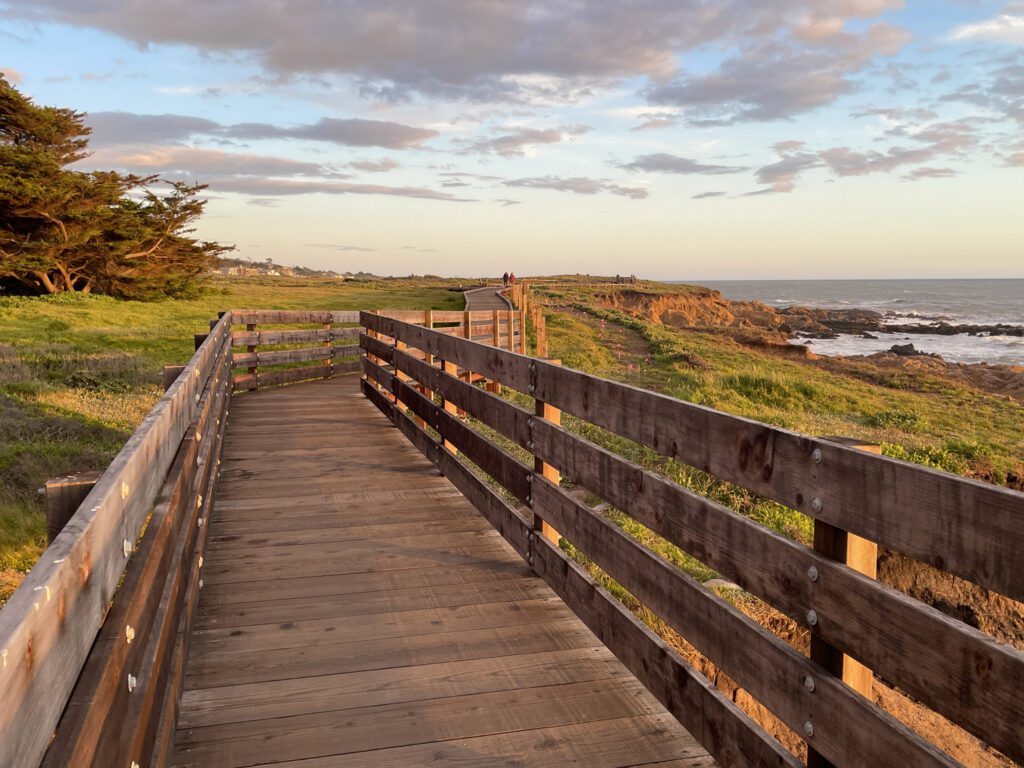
top-left (3, 0), bottom-right (906, 104)
top-left (86, 145), bottom-right (339, 178)
top-left (0, 67), bottom-right (23, 83)
top-left (246, 198), bottom-right (280, 207)
top-left (225, 118), bottom-right (437, 148)
top-left (195, 176), bottom-right (472, 202)
top-left (79, 145), bottom-right (467, 202)
top-left (84, 111), bottom-right (437, 149)
top-left (86, 112), bottom-right (222, 146)
top-left (305, 243), bottom-right (378, 251)
top-left (457, 125), bottom-right (590, 156)
top-left (647, 22), bottom-right (909, 123)
top-left (819, 145), bottom-right (934, 176)
top-left (503, 175), bottom-right (647, 199)
top-left (950, 13), bottom-right (1024, 46)
top-left (753, 141), bottom-right (821, 192)
top-left (621, 153), bottom-right (747, 175)
top-left (903, 167), bottom-right (957, 181)
top-left (347, 158), bottom-right (400, 173)
top-left (692, 191), bottom-right (726, 199)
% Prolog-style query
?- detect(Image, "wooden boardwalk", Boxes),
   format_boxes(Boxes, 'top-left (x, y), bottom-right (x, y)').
top-left (171, 376), bottom-right (713, 768)
top-left (464, 285), bottom-right (511, 311)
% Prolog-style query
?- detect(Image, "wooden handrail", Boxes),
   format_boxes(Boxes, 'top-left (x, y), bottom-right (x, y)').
top-left (0, 313), bottom-right (233, 768)
top-left (359, 311), bottom-right (1024, 768)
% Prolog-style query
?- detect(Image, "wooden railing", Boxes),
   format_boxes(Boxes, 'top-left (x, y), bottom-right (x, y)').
top-left (0, 313), bottom-right (233, 768)
top-left (359, 311), bottom-right (1024, 768)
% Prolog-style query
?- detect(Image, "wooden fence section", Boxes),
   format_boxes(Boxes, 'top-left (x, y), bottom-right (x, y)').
top-left (0, 315), bottom-right (233, 768)
top-left (359, 312), bottom-right (1024, 768)
top-left (229, 308), bottom-right (531, 393)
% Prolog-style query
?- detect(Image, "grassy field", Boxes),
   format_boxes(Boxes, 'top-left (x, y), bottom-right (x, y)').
top-left (0, 276), bottom-right (466, 603)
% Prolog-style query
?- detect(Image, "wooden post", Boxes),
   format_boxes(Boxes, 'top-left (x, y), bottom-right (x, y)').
top-left (506, 309), bottom-right (515, 352)
top-left (488, 309), bottom-right (501, 395)
top-left (162, 365), bottom-right (186, 392)
top-left (807, 437), bottom-right (881, 768)
top-left (458, 311), bottom-right (472, 416)
top-left (519, 308), bottom-right (527, 354)
top-left (44, 471), bottom-right (103, 544)
top-left (323, 319), bottom-right (332, 378)
top-left (421, 310), bottom-right (434, 405)
top-left (246, 322), bottom-right (257, 389)
top-left (395, 340), bottom-right (413, 418)
top-left (533, 359), bottom-right (562, 545)
top-left (193, 333), bottom-right (207, 351)
top-left (440, 359), bottom-right (459, 454)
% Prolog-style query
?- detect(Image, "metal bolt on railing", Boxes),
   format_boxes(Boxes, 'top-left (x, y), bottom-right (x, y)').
top-left (803, 675), bottom-right (816, 692)
top-left (806, 610), bottom-right (818, 626)
top-left (807, 565), bottom-right (818, 582)
top-left (812, 448), bottom-right (822, 464)
top-left (811, 497), bottom-right (823, 513)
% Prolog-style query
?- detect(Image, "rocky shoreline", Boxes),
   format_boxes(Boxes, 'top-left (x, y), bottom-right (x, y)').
top-left (777, 306), bottom-right (1024, 340)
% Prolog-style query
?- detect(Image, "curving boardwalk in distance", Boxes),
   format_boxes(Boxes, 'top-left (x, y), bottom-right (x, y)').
top-left (464, 285), bottom-right (512, 311)
top-left (170, 376), bottom-right (714, 768)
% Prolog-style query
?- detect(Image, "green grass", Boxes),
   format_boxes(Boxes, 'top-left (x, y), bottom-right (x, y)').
top-left (0, 276), bottom-right (465, 603)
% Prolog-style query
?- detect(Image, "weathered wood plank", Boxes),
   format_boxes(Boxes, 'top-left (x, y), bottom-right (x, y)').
top-left (233, 363), bottom-right (330, 391)
top-left (173, 679), bottom-right (663, 768)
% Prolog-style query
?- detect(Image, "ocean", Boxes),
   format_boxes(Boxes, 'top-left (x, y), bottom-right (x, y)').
top-left (692, 279), bottom-right (1024, 366)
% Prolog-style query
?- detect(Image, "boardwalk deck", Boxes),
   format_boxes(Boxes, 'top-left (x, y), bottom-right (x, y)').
top-left (171, 376), bottom-right (713, 768)
top-left (464, 285), bottom-right (511, 311)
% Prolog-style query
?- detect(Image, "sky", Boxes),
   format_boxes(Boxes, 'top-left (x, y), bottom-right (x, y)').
top-left (1, 1), bottom-right (1022, 280)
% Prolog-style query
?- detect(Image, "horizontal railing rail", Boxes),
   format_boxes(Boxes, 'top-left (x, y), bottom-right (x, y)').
top-left (0, 313), bottom-right (233, 768)
top-left (359, 311), bottom-right (1024, 768)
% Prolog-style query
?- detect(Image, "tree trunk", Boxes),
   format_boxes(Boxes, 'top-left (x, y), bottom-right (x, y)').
top-left (32, 271), bottom-right (59, 294)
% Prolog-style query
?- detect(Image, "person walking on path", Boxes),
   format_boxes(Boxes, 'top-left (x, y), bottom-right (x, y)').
top-left (509, 272), bottom-right (516, 286)
top-left (502, 271), bottom-right (509, 288)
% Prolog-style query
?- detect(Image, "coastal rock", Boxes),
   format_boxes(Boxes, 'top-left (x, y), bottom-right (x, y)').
top-left (890, 343), bottom-right (920, 356)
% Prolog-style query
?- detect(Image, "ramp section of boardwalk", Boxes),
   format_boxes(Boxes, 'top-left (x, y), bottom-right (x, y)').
top-left (170, 377), bottom-right (713, 768)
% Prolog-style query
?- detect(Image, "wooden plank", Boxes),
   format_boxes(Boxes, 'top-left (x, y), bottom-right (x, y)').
top-left (233, 363), bottom-right (330, 391)
top-left (362, 383), bottom-right (796, 768)
top-left (232, 346), bottom-right (330, 367)
top-left (194, 578), bottom-right (551, 630)
top-left (231, 310), bottom-right (333, 324)
top-left (0, 313), bottom-right (232, 768)
top-left (361, 312), bottom-right (1024, 603)
top-left (173, 679), bottom-right (665, 768)
top-left (232, 329), bottom-right (329, 346)
top-left (229, 714), bottom-right (705, 768)
top-left (178, 648), bottom-right (630, 728)
top-left (183, 618), bottom-right (594, 690)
